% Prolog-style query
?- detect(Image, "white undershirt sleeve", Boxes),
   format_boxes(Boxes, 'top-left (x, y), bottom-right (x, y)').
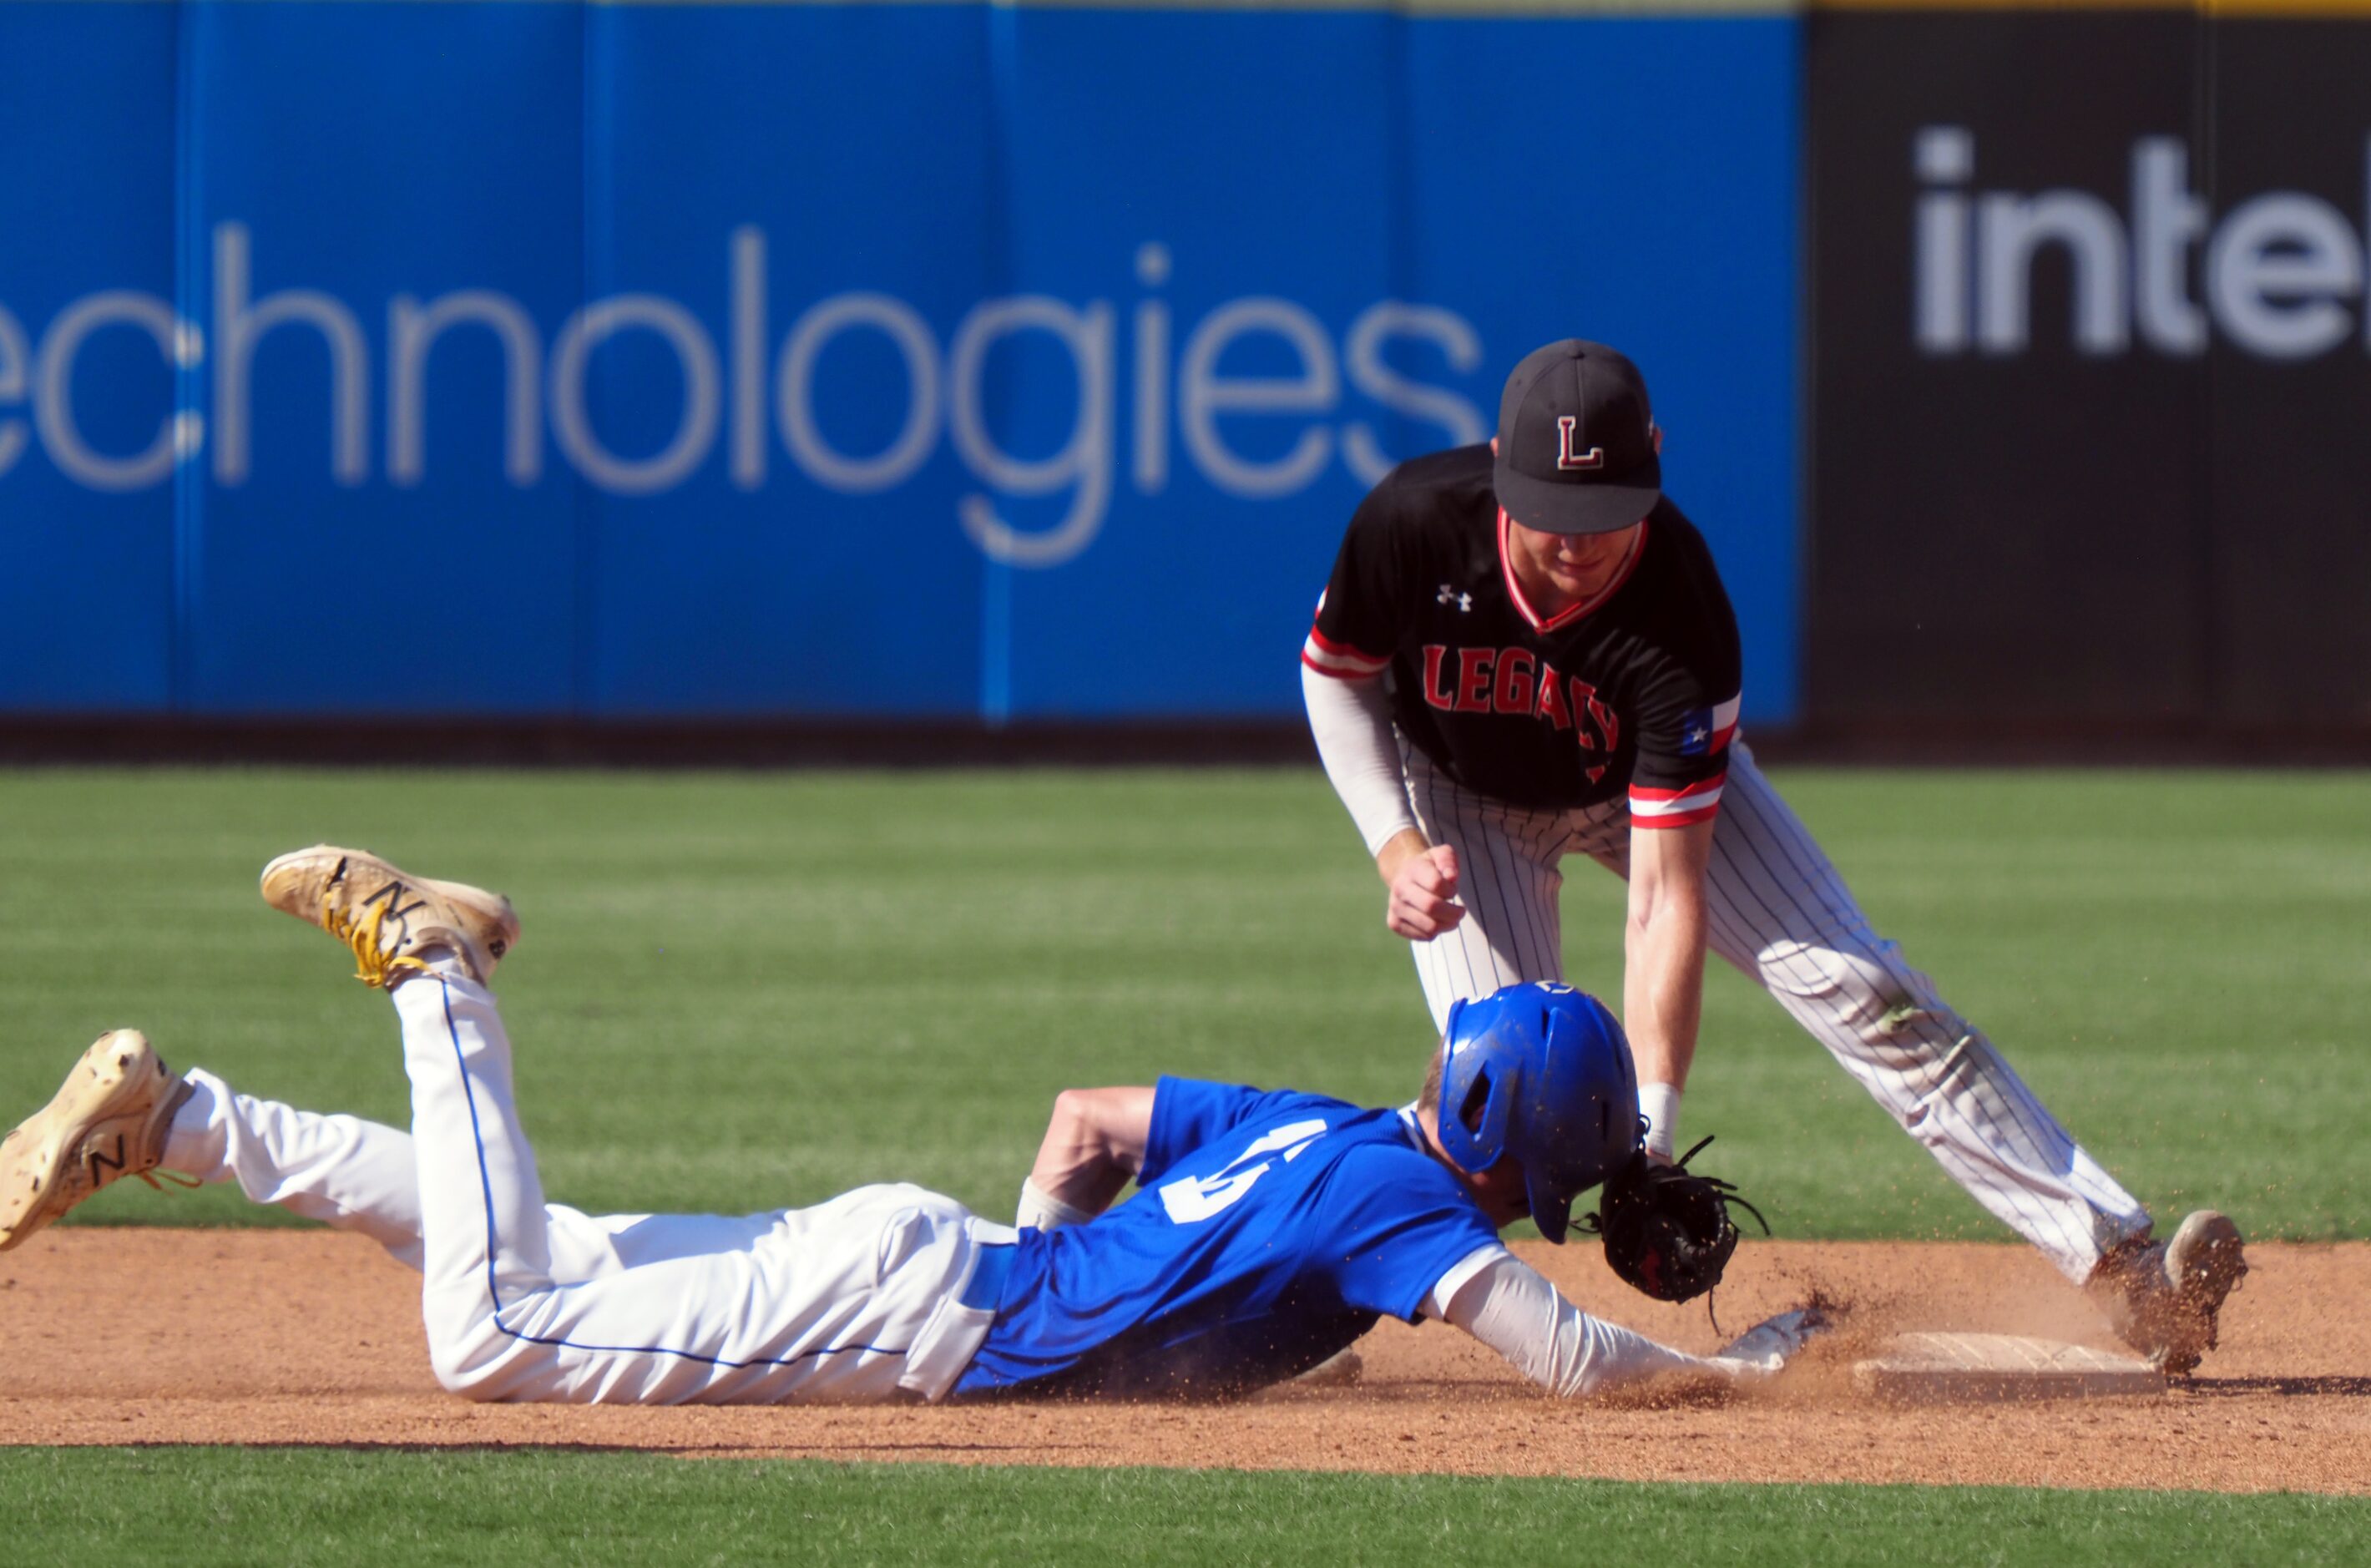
top-left (1015, 1176), bottom-right (1095, 1231)
top-left (1424, 1242), bottom-right (1514, 1316)
top-left (1433, 1252), bottom-right (1721, 1399)
top-left (1302, 661), bottom-right (1421, 856)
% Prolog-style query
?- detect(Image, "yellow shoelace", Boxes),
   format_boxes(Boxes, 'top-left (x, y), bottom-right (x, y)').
top-left (320, 894), bottom-right (429, 989)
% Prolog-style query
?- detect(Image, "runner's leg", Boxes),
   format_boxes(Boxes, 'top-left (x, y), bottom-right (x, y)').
top-left (391, 969), bottom-right (981, 1403)
top-left (161, 1070), bottom-right (769, 1282)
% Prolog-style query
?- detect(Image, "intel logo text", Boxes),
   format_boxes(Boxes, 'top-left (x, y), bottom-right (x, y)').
top-left (1913, 127), bottom-right (2371, 361)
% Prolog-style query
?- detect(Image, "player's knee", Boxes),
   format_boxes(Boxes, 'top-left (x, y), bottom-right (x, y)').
top-left (422, 1304), bottom-right (523, 1400)
top-left (1754, 939), bottom-right (1955, 1048)
top-left (1853, 969), bottom-right (1931, 1042)
top-left (427, 1340), bottom-right (506, 1400)
top-left (1896, 1031), bottom-right (2002, 1141)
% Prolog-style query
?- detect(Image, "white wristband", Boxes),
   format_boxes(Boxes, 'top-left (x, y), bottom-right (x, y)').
top-left (1638, 1082), bottom-right (1682, 1164)
top-left (1016, 1176), bottom-right (1095, 1231)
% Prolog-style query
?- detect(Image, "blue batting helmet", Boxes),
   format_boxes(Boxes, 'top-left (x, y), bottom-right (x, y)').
top-left (1436, 982), bottom-right (1640, 1242)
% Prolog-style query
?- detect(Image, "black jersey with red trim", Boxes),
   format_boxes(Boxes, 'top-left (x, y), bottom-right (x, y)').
top-left (1302, 443), bottom-right (1741, 823)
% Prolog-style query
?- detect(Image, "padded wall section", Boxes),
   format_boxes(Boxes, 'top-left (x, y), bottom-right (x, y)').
top-left (0, 1), bottom-right (1800, 721)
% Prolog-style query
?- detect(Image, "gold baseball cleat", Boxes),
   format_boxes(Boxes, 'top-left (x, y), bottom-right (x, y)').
top-left (260, 845), bottom-right (520, 989)
top-left (0, 1029), bottom-right (195, 1252)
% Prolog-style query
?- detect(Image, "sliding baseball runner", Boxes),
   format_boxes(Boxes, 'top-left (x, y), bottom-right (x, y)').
top-left (1301, 338), bottom-right (2247, 1373)
top-left (0, 847), bottom-right (1821, 1404)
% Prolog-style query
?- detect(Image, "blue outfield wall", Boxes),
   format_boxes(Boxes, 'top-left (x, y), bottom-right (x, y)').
top-left (0, 1), bottom-right (1799, 722)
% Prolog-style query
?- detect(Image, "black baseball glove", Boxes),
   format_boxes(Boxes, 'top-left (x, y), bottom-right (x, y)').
top-left (1583, 1136), bottom-right (1767, 1303)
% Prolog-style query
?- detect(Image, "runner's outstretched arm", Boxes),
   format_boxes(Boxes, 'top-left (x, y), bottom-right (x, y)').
top-left (1436, 1252), bottom-right (1807, 1398)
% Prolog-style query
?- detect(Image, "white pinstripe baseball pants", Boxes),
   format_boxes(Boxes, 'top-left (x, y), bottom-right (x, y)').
top-left (1398, 740), bottom-right (2151, 1283)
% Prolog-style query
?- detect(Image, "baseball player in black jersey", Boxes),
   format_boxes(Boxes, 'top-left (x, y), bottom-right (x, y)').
top-left (1301, 339), bottom-right (2247, 1373)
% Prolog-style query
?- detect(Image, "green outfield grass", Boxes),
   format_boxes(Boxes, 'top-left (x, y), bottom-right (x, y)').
top-left (3, 1448), bottom-right (2366, 1566)
top-left (2, 766), bottom-right (2363, 1241)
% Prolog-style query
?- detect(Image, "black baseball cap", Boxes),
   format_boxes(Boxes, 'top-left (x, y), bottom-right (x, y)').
top-left (1492, 340), bottom-right (1661, 535)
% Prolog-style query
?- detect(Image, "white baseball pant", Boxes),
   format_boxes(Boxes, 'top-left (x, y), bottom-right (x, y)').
top-left (1398, 738), bottom-right (2151, 1283)
top-left (161, 970), bottom-right (1007, 1404)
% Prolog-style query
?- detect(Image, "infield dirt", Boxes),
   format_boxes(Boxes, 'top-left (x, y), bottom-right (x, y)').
top-left (3, 1231), bottom-right (2363, 1494)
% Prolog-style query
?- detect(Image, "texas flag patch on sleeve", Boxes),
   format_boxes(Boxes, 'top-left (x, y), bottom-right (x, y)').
top-left (1676, 695), bottom-right (1741, 758)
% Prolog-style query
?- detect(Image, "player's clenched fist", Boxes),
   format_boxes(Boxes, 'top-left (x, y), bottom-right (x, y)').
top-left (1379, 835), bottom-right (1465, 941)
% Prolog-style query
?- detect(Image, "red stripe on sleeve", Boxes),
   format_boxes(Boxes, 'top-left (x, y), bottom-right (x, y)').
top-left (1301, 650), bottom-right (1379, 680)
top-left (1306, 623), bottom-right (1390, 664)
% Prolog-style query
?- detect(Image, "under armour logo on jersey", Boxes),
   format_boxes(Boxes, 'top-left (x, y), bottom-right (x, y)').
top-left (1555, 417), bottom-right (1605, 472)
top-left (1437, 584), bottom-right (1473, 611)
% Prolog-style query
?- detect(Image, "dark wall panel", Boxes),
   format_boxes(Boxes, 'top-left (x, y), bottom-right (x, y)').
top-left (1808, 8), bottom-right (2371, 728)
top-left (0, 1), bottom-right (1803, 724)
top-left (1808, 11), bottom-right (2207, 723)
top-left (2206, 22), bottom-right (2371, 722)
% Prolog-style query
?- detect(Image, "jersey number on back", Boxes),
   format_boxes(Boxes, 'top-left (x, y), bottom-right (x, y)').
top-left (1157, 1118), bottom-right (1330, 1225)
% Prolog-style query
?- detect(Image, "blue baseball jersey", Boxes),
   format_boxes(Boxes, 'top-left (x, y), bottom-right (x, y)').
top-left (953, 1076), bottom-right (1503, 1400)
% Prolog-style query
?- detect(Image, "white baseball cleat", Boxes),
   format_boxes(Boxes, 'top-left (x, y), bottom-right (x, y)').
top-left (1709, 1303), bottom-right (1835, 1382)
top-left (0, 1029), bottom-right (195, 1252)
top-left (260, 846), bottom-right (519, 989)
